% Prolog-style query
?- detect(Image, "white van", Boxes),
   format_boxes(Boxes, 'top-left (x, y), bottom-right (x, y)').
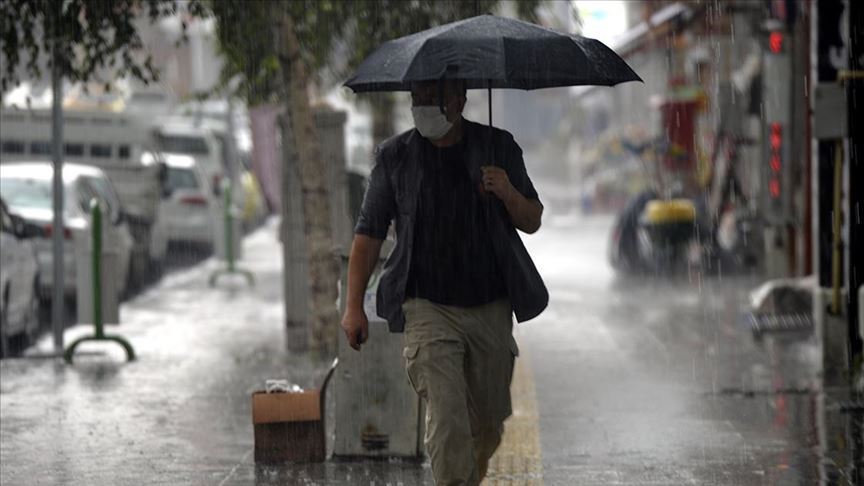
top-left (154, 119), bottom-right (226, 195)
top-left (0, 108), bottom-right (168, 283)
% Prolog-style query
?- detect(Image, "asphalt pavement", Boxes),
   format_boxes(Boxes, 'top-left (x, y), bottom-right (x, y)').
top-left (1, 214), bottom-right (861, 485)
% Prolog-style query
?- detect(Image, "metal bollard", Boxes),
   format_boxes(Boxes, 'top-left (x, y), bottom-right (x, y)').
top-left (64, 199), bottom-right (136, 364)
top-left (209, 181), bottom-right (254, 287)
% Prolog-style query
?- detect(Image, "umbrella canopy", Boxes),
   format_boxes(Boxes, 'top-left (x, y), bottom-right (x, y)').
top-left (344, 14), bottom-right (642, 93)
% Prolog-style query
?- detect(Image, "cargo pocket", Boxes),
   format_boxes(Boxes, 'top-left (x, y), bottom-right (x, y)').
top-left (507, 335), bottom-right (520, 358)
top-left (506, 336), bottom-right (519, 401)
top-left (403, 344), bottom-right (420, 360)
top-left (402, 344), bottom-right (421, 395)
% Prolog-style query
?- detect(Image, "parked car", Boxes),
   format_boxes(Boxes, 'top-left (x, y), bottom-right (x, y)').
top-left (0, 198), bottom-right (42, 356)
top-left (0, 108), bottom-right (170, 287)
top-left (0, 162), bottom-right (135, 300)
top-left (157, 153), bottom-right (216, 250)
top-left (154, 120), bottom-right (226, 195)
top-left (155, 117), bottom-right (266, 231)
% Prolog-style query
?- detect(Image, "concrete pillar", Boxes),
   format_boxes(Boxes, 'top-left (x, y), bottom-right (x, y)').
top-left (281, 107), bottom-right (349, 351)
top-left (333, 246), bottom-right (424, 458)
top-left (315, 108), bottom-right (352, 251)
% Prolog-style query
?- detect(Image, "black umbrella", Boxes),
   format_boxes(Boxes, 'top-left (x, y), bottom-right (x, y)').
top-left (344, 14), bottom-right (642, 154)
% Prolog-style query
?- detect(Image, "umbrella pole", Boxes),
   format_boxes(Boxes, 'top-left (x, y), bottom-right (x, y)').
top-left (488, 82), bottom-right (493, 167)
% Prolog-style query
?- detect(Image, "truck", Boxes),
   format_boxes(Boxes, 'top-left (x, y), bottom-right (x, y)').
top-left (0, 108), bottom-right (169, 286)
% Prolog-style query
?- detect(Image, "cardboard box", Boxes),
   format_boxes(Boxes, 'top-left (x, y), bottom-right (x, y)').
top-left (251, 359), bottom-right (337, 464)
top-left (252, 390), bottom-right (324, 463)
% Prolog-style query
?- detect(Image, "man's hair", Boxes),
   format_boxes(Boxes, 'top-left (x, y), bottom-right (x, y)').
top-left (411, 79), bottom-right (467, 99)
top-left (443, 79), bottom-right (467, 99)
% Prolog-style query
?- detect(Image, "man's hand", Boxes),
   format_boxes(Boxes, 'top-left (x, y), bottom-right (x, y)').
top-left (481, 165), bottom-right (543, 234)
top-left (481, 165), bottom-right (516, 201)
top-left (341, 305), bottom-right (369, 351)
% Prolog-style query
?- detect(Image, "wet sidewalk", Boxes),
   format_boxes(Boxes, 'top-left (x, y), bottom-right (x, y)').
top-left (0, 219), bottom-right (436, 485)
top-left (520, 214), bottom-right (863, 486)
top-left (2, 215), bottom-right (861, 485)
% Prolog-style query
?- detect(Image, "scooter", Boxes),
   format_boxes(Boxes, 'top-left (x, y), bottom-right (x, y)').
top-left (609, 135), bottom-right (761, 276)
top-left (608, 140), bottom-right (701, 275)
top-left (608, 188), bottom-right (699, 275)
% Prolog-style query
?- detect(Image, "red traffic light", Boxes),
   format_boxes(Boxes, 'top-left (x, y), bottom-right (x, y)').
top-left (770, 32), bottom-right (784, 53)
top-left (769, 179), bottom-right (781, 198)
top-left (770, 154), bottom-right (782, 172)
top-left (770, 123), bottom-right (782, 150)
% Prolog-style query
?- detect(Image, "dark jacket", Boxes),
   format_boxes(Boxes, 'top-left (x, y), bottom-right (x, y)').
top-left (354, 119), bottom-right (548, 332)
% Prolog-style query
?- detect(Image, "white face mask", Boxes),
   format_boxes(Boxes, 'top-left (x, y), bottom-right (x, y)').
top-left (411, 105), bottom-right (453, 140)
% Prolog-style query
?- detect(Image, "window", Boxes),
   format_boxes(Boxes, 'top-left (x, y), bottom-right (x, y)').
top-left (0, 177), bottom-right (53, 210)
top-left (30, 141), bottom-right (52, 155)
top-left (64, 143), bottom-right (84, 157)
top-left (90, 144), bottom-right (112, 158)
top-left (118, 145), bottom-right (131, 159)
top-left (0, 201), bottom-right (12, 233)
top-left (1, 140), bottom-right (25, 154)
top-left (156, 134), bottom-right (210, 155)
top-left (166, 167), bottom-right (200, 192)
top-left (85, 176), bottom-right (121, 222)
top-left (76, 180), bottom-right (99, 214)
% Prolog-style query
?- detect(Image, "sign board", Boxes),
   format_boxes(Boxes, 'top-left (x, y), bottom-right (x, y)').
top-left (761, 31), bottom-right (793, 225)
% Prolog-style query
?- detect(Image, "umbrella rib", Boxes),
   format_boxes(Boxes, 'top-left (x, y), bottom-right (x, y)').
top-left (499, 36), bottom-right (507, 88)
top-left (401, 37), bottom-right (435, 85)
top-left (401, 17), bottom-right (498, 85)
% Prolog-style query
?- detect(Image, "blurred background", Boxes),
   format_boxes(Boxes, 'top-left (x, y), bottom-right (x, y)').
top-left (0, 1), bottom-right (861, 484)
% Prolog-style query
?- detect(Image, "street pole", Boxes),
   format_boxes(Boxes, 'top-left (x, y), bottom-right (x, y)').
top-left (844, 0), bottom-right (863, 379)
top-left (51, 7), bottom-right (65, 355)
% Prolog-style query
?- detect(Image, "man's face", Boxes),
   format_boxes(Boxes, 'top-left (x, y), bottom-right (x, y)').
top-left (410, 82), bottom-right (465, 123)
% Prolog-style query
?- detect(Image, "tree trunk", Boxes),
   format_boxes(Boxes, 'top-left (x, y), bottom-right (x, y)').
top-left (278, 111), bottom-right (310, 352)
top-left (279, 11), bottom-right (340, 355)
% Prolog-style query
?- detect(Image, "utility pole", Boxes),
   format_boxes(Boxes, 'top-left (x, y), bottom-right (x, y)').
top-left (50, 5), bottom-right (65, 355)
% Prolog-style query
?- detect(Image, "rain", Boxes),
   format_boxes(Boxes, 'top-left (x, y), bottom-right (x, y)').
top-left (0, 1), bottom-right (862, 485)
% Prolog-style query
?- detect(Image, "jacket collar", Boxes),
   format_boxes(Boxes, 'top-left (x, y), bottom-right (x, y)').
top-left (400, 119), bottom-right (492, 183)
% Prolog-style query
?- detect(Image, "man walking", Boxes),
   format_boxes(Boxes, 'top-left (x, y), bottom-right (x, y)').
top-left (340, 79), bottom-right (547, 485)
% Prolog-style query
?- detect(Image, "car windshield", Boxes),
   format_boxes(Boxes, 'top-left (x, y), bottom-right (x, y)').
top-left (157, 134), bottom-right (209, 155)
top-left (166, 167), bottom-right (199, 191)
top-left (0, 177), bottom-right (53, 210)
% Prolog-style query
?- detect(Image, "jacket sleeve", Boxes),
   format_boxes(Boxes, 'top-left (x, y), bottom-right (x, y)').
top-left (354, 147), bottom-right (396, 240)
top-left (504, 133), bottom-right (542, 206)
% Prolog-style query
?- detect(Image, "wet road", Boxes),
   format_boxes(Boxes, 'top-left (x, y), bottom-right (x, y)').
top-left (0, 215), bottom-right (860, 485)
top-left (521, 214), bottom-right (860, 485)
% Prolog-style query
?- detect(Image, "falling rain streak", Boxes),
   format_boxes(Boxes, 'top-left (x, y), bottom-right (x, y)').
top-left (0, 1), bottom-right (862, 485)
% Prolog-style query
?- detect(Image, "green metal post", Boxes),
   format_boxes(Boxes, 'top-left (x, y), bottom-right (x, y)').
top-left (92, 199), bottom-right (104, 339)
top-left (225, 183), bottom-right (235, 272)
top-left (209, 181), bottom-right (254, 287)
top-left (64, 198), bottom-right (135, 363)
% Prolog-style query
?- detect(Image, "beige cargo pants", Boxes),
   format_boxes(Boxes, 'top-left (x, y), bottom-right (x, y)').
top-left (402, 298), bottom-right (519, 486)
